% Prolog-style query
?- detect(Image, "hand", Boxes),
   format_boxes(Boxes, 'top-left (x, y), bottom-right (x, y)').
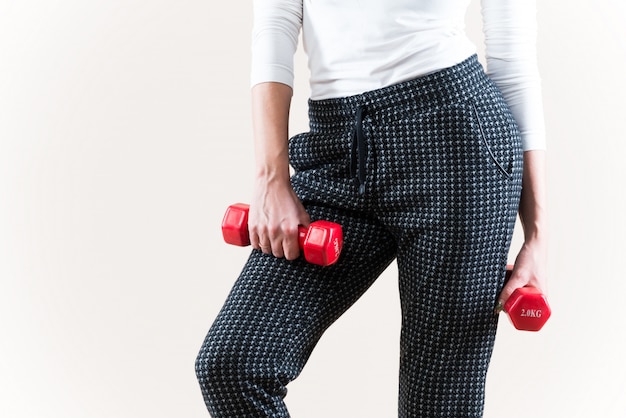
top-left (496, 238), bottom-right (548, 312)
top-left (248, 176), bottom-right (310, 260)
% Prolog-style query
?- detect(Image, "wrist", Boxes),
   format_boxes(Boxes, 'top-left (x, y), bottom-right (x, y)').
top-left (522, 230), bottom-right (548, 249)
top-left (521, 217), bottom-right (548, 244)
top-left (254, 139), bottom-right (290, 176)
top-left (254, 162), bottom-right (291, 185)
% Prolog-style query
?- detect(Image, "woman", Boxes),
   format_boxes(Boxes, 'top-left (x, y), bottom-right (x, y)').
top-left (196, 0), bottom-right (547, 416)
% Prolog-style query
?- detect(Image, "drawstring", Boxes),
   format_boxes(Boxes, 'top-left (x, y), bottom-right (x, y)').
top-left (350, 105), bottom-right (367, 195)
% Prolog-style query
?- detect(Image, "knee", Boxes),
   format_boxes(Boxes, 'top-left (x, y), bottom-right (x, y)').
top-left (196, 337), bottom-right (248, 416)
top-left (195, 328), bottom-right (293, 401)
top-left (195, 335), bottom-right (237, 396)
top-left (196, 327), bottom-right (267, 399)
top-left (196, 337), bottom-right (247, 416)
top-left (195, 334), bottom-right (288, 416)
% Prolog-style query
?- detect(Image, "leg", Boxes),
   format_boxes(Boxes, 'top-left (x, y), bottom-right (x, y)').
top-left (395, 221), bottom-right (516, 418)
top-left (366, 76), bottom-right (523, 415)
top-left (195, 206), bottom-right (397, 417)
top-left (393, 95), bottom-right (522, 417)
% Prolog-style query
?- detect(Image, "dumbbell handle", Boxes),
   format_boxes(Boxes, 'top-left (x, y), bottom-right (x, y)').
top-left (294, 226), bottom-right (312, 249)
top-left (502, 265), bottom-right (551, 332)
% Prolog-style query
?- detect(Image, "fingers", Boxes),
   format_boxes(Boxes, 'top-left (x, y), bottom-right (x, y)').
top-left (496, 270), bottom-right (527, 313)
top-left (279, 224), bottom-right (301, 260)
top-left (268, 224), bottom-right (287, 259)
top-left (249, 222), bottom-right (302, 260)
top-left (249, 228), bottom-right (274, 255)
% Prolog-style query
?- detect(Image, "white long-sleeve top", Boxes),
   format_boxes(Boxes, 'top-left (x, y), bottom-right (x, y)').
top-left (251, 0), bottom-right (545, 150)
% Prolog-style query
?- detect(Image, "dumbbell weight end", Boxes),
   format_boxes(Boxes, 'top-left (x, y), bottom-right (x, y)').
top-left (221, 203), bottom-right (252, 246)
top-left (502, 265), bottom-right (551, 332)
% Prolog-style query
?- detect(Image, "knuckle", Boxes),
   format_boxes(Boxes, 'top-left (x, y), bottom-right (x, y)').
top-left (248, 224), bottom-right (257, 235)
top-left (284, 224), bottom-right (299, 237)
top-left (267, 224), bottom-right (280, 237)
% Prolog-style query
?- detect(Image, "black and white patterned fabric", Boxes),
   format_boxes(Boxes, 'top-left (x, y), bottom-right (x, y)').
top-left (196, 55), bottom-right (523, 417)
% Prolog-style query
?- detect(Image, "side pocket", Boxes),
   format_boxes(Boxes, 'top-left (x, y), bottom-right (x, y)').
top-left (288, 132), bottom-right (305, 172)
top-left (470, 100), bottom-right (513, 179)
top-left (288, 128), bottom-right (352, 173)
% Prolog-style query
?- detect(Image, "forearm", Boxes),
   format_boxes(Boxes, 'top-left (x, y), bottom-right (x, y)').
top-left (519, 150), bottom-right (547, 243)
top-left (496, 149), bottom-right (548, 306)
top-left (249, 81), bottom-right (309, 260)
top-left (251, 82), bottom-right (293, 185)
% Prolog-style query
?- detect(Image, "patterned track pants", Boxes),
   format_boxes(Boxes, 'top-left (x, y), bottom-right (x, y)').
top-left (196, 55), bottom-right (524, 417)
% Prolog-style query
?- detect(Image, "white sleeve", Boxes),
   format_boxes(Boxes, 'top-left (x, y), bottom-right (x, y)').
top-left (250, 0), bottom-right (303, 88)
top-left (481, 0), bottom-right (546, 151)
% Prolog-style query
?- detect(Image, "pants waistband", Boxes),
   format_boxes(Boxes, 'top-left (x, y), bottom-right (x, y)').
top-left (307, 54), bottom-right (491, 127)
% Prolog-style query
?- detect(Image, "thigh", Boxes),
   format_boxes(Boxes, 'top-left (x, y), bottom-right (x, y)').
top-left (200, 205), bottom-right (397, 383)
top-left (396, 230), bottom-right (510, 418)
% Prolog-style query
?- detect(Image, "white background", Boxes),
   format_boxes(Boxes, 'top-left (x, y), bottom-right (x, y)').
top-left (1, 0), bottom-right (625, 417)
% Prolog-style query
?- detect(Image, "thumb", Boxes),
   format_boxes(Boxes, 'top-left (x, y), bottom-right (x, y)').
top-left (496, 265), bottom-right (526, 313)
top-left (299, 210), bottom-right (311, 228)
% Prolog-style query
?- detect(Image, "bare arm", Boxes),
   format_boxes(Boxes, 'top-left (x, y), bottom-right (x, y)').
top-left (498, 149), bottom-right (548, 305)
top-left (248, 82), bottom-right (310, 260)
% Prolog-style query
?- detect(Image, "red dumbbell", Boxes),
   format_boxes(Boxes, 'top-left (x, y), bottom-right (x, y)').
top-left (221, 203), bottom-right (343, 266)
top-left (502, 265), bottom-right (551, 331)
